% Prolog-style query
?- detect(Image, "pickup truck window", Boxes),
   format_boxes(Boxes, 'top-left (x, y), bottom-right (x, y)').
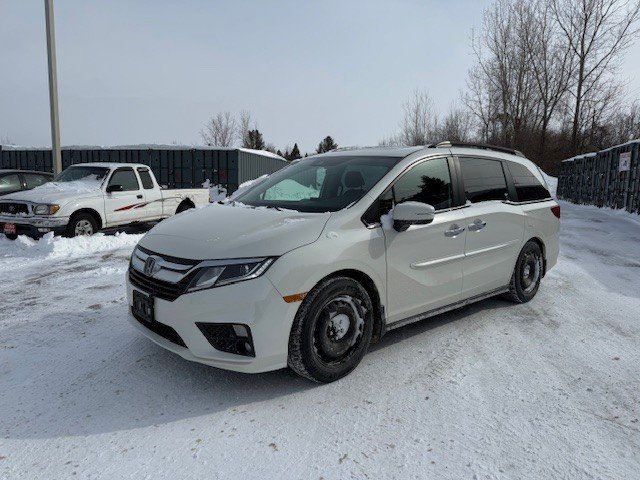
top-left (55, 166), bottom-right (109, 182)
top-left (137, 169), bottom-right (155, 189)
top-left (24, 173), bottom-right (51, 189)
top-left (108, 168), bottom-right (140, 192)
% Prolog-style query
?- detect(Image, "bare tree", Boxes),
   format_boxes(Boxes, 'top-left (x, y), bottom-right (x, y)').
top-left (200, 112), bottom-right (236, 147)
top-left (436, 103), bottom-right (474, 142)
top-left (552, 0), bottom-right (640, 150)
top-left (399, 89), bottom-right (438, 145)
top-left (524, 0), bottom-right (575, 152)
top-left (238, 110), bottom-right (253, 148)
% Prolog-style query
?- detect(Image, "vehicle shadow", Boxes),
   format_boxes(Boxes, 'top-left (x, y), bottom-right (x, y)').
top-left (3, 297), bottom-right (514, 441)
top-left (371, 296), bottom-right (514, 352)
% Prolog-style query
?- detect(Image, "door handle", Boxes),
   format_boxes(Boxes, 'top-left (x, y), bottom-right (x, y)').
top-left (468, 219), bottom-right (486, 231)
top-left (445, 224), bottom-right (465, 237)
top-left (137, 194), bottom-right (143, 199)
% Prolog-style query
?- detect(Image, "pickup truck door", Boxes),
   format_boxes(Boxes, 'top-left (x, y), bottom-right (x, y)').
top-left (136, 167), bottom-right (163, 220)
top-left (383, 157), bottom-right (466, 325)
top-left (104, 167), bottom-right (145, 226)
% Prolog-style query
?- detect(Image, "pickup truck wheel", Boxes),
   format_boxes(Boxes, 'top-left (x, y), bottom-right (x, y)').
top-left (288, 277), bottom-right (374, 383)
top-left (66, 213), bottom-right (98, 237)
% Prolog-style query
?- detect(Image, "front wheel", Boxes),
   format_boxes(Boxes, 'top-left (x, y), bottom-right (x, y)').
top-left (66, 213), bottom-right (98, 237)
top-left (503, 240), bottom-right (543, 303)
top-left (288, 277), bottom-right (374, 383)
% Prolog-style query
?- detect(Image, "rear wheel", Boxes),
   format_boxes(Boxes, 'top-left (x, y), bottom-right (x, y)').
top-left (504, 240), bottom-right (543, 303)
top-left (288, 277), bottom-right (374, 383)
top-left (4, 233), bottom-right (18, 240)
top-left (66, 213), bottom-right (98, 237)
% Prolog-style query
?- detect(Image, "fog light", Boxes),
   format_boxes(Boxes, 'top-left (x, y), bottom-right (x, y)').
top-left (195, 323), bottom-right (255, 357)
top-left (233, 324), bottom-right (248, 337)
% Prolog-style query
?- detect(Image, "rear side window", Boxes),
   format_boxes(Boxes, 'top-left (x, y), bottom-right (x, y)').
top-left (393, 157), bottom-right (453, 210)
top-left (108, 168), bottom-right (140, 192)
top-left (137, 169), bottom-right (155, 189)
top-left (459, 157), bottom-right (508, 203)
top-left (24, 173), bottom-right (50, 189)
top-left (507, 162), bottom-right (551, 201)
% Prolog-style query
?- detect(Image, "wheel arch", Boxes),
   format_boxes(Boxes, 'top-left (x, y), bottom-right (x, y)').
top-left (315, 268), bottom-right (386, 344)
top-left (176, 198), bottom-right (195, 213)
top-left (526, 236), bottom-right (546, 276)
top-left (70, 208), bottom-right (103, 229)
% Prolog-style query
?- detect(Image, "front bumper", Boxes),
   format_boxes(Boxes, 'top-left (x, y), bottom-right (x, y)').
top-left (126, 274), bottom-right (299, 374)
top-left (0, 215), bottom-right (68, 238)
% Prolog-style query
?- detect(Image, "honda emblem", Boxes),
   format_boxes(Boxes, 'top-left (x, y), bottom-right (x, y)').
top-left (143, 256), bottom-right (161, 276)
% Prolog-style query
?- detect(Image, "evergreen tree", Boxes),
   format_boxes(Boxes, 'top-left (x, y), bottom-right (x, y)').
top-left (316, 136), bottom-right (338, 153)
top-left (290, 143), bottom-right (302, 160)
top-left (245, 129), bottom-right (265, 150)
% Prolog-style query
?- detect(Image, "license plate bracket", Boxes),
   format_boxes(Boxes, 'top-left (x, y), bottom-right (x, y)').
top-left (132, 290), bottom-right (154, 323)
top-left (3, 223), bottom-right (16, 235)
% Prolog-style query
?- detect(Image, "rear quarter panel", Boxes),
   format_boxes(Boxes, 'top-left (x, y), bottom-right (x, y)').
top-left (520, 200), bottom-right (560, 272)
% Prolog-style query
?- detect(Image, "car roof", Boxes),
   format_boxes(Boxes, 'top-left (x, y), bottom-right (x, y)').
top-left (317, 144), bottom-right (535, 167)
top-left (0, 169), bottom-right (54, 175)
top-left (67, 162), bottom-right (147, 169)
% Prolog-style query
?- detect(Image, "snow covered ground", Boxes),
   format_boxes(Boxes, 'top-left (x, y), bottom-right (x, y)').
top-left (1, 200), bottom-right (639, 479)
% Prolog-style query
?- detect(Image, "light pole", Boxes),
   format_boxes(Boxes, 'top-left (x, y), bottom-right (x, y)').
top-left (44, 0), bottom-right (62, 175)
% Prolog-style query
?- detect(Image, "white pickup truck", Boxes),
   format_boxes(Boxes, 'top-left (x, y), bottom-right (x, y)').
top-left (0, 162), bottom-right (210, 239)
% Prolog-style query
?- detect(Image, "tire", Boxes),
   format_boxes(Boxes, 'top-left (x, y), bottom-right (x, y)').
top-left (288, 277), bottom-right (374, 383)
top-left (176, 201), bottom-right (194, 214)
top-left (4, 233), bottom-right (18, 240)
top-left (66, 212), bottom-right (98, 237)
top-left (503, 240), bottom-right (544, 303)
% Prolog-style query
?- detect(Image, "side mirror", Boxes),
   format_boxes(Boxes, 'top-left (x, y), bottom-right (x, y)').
top-left (392, 201), bottom-right (435, 232)
top-left (106, 184), bottom-right (124, 193)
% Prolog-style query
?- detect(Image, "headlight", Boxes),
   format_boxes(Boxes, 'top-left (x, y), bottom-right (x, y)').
top-left (34, 204), bottom-right (60, 215)
top-left (186, 258), bottom-right (275, 292)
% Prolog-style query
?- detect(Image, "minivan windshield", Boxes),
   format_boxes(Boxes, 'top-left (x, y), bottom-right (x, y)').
top-left (54, 166), bottom-right (110, 183)
top-left (234, 155), bottom-right (399, 212)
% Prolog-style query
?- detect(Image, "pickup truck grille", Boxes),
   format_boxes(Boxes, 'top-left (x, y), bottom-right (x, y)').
top-left (129, 266), bottom-right (189, 301)
top-left (0, 202), bottom-right (29, 215)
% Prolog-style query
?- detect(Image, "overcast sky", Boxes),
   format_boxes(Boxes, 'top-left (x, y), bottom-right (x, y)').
top-left (1, 0), bottom-right (640, 153)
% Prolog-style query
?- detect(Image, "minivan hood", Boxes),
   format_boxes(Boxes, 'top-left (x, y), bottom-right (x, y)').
top-left (138, 204), bottom-right (331, 259)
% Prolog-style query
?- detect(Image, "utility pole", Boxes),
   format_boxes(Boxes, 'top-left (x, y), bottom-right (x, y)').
top-left (44, 0), bottom-right (62, 175)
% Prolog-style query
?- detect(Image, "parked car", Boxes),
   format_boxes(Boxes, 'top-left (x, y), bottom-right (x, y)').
top-left (0, 169), bottom-right (53, 197)
top-left (0, 163), bottom-right (209, 239)
top-left (126, 142), bottom-right (560, 382)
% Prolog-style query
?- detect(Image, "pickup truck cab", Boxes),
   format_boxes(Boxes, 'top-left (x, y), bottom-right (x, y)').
top-left (0, 162), bottom-right (210, 239)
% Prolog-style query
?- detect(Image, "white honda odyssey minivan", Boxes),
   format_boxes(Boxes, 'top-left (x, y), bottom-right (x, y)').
top-left (127, 142), bottom-right (560, 382)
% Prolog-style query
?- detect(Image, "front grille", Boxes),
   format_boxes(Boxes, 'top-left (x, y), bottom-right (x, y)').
top-left (132, 310), bottom-right (187, 347)
top-left (129, 266), bottom-right (190, 301)
top-left (0, 202), bottom-right (29, 215)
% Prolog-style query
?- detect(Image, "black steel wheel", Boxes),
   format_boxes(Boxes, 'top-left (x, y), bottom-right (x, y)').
top-left (504, 240), bottom-right (544, 303)
top-left (288, 277), bottom-right (374, 383)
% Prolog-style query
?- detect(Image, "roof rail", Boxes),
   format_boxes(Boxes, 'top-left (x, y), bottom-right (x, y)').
top-left (434, 141), bottom-right (526, 158)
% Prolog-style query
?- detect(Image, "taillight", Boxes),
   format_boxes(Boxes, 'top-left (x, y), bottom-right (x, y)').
top-left (551, 205), bottom-right (561, 219)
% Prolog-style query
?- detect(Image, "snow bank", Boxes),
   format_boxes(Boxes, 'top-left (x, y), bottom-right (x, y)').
top-left (0, 231), bottom-right (142, 264)
top-left (202, 180), bottom-right (227, 202)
